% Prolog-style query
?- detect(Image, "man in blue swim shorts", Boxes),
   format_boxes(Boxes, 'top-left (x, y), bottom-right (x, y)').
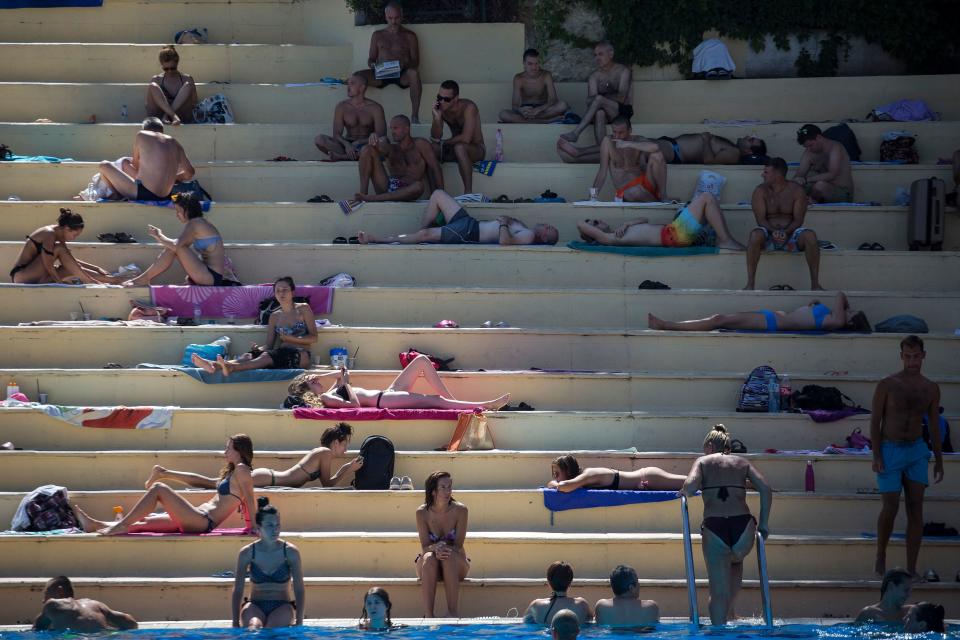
top-left (744, 157), bottom-right (823, 291)
top-left (871, 335), bottom-right (944, 580)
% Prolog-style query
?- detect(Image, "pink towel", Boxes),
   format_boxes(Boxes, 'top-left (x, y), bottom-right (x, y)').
top-left (123, 527), bottom-right (250, 537)
top-left (293, 407), bottom-right (469, 421)
top-left (150, 285), bottom-right (333, 318)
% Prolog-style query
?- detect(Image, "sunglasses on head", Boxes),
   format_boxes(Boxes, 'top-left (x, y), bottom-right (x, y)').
top-left (435, 94), bottom-right (454, 103)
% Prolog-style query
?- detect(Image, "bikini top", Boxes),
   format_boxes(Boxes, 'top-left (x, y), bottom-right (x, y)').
top-left (428, 528), bottom-right (457, 544)
top-left (14, 236), bottom-right (55, 271)
top-left (276, 319), bottom-right (308, 337)
top-left (216, 473), bottom-right (242, 502)
top-left (249, 541), bottom-right (291, 584)
top-left (160, 72), bottom-right (184, 101)
top-left (192, 235), bottom-right (221, 252)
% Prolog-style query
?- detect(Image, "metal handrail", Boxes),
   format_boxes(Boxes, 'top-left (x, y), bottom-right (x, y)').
top-left (679, 494), bottom-right (699, 626)
top-left (756, 529), bottom-right (774, 628)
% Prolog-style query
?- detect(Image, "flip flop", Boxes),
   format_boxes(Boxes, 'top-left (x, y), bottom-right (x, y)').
top-left (347, 236), bottom-right (360, 244)
top-left (870, 242), bottom-right (885, 251)
top-left (332, 237), bottom-right (348, 244)
top-left (817, 240), bottom-right (837, 250)
top-left (769, 284), bottom-right (795, 291)
top-left (857, 242), bottom-right (873, 250)
top-left (308, 194), bottom-right (333, 203)
top-left (97, 233), bottom-right (117, 242)
top-left (494, 194), bottom-right (511, 203)
top-left (638, 280), bottom-right (670, 290)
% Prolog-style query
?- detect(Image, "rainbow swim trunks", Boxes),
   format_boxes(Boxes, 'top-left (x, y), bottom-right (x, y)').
top-left (660, 207), bottom-right (703, 247)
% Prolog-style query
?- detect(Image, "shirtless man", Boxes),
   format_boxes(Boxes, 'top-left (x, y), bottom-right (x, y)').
top-left (145, 45), bottom-right (198, 125)
top-left (577, 192), bottom-right (745, 250)
top-left (314, 74), bottom-right (386, 161)
top-left (560, 42), bottom-right (632, 145)
top-left (855, 568), bottom-right (913, 624)
top-left (594, 565), bottom-right (659, 627)
top-left (430, 80), bottom-right (485, 194)
top-left (34, 576), bottom-right (138, 632)
top-left (794, 124), bottom-right (855, 203)
top-left (97, 118), bottom-right (195, 201)
top-left (591, 117), bottom-right (666, 203)
top-left (744, 157), bottom-right (823, 290)
top-left (356, 2), bottom-right (422, 123)
top-left (558, 131), bottom-right (766, 165)
top-left (871, 335), bottom-right (944, 579)
top-left (551, 609), bottom-right (581, 640)
top-left (358, 188), bottom-right (558, 245)
top-left (498, 48), bottom-right (570, 124)
top-left (356, 114), bottom-right (442, 202)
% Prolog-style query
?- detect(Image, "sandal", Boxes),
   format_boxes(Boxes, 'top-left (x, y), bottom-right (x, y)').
top-left (638, 280), bottom-right (670, 290)
top-left (114, 232), bottom-right (137, 243)
top-left (870, 242), bottom-right (885, 251)
top-left (540, 189), bottom-right (558, 199)
top-left (97, 233), bottom-right (117, 243)
top-left (493, 194), bottom-right (511, 203)
top-left (769, 284), bottom-right (795, 291)
top-left (308, 194), bottom-right (333, 203)
top-left (347, 236), bottom-right (360, 244)
top-left (332, 237), bottom-right (348, 244)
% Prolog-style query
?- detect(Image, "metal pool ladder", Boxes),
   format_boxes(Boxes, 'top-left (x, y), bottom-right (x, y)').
top-left (680, 494), bottom-right (774, 628)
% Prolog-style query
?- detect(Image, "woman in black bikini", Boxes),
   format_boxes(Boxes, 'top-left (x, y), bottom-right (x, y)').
top-left (72, 434), bottom-right (256, 536)
top-left (415, 471), bottom-right (469, 618)
top-left (681, 424), bottom-right (772, 626)
top-left (232, 497), bottom-right (304, 629)
top-left (523, 561), bottom-right (593, 625)
top-left (547, 454), bottom-right (686, 492)
top-left (11, 208), bottom-right (123, 284)
top-left (146, 45), bottom-right (198, 125)
top-left (146, 422), bottom-right (363, 490)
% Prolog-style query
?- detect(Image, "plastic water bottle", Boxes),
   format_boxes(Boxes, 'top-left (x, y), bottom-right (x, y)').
top-left (113, 506), bottom-right (124, 521)
top-left (766, 373), bottom-right (780, 413)
top-left (120, 104), bottom-right (128, 121)
top-left (495, 128), bottom-right (504, 162)
top-left (6, 380), bottom-right (19, 399)
top-left (779, 374), bottom-right (792, 412)
top-left (805, 461), bottom-right (816, 492)
top-left (193, 305), bottom-right (202, 325)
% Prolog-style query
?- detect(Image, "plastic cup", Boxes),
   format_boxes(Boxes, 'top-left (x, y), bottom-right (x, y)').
top-left (589, 187), bottom-right (599, 201)
top-left (82, 313), bottom-right (92, 321)
top-left (69, 312), bottom-right (80, 321)
top-left (167, 316), bottom-right (179, 326)
top-left (38, 393), bottom-right (48, 404)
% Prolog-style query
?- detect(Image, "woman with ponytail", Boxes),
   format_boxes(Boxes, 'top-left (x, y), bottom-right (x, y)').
top-left (523, 561), bottom-right (592, 625)
top-left (232, 497), bottom-right (304, 629)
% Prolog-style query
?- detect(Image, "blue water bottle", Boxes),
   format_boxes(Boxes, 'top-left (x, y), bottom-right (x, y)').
top-left (767, 373), bottom-right (780, 413)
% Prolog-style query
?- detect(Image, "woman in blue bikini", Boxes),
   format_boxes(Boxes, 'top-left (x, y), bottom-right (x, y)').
top-left (72, 434), bottom-right (256, 536)
top-left (649, 290), bottom-right (870, 332)
top-left (232, 497), bottom-right (304, 629)
top-left (123, 191), bottom-right (238, 287)
top-left (681, 425), bottom-right (772, 626)
top-left (416, 471), bottom-right (469, 618)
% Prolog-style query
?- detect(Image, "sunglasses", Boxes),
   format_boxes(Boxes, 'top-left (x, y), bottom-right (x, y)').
top-left (584, 219), bottom-right (601, 226)
top-left (435, 94), bottom-right (454, 103)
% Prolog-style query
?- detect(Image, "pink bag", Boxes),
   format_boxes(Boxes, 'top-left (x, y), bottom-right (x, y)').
top-left (846, 428), bottom-right (872, 450)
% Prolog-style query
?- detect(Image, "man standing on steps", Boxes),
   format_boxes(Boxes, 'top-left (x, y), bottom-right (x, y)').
top-left (314, 73), bottom-right (386, 161)
top-left (355, 114), bottom-right (442, 202)
top-left (871, 335), bottom-right (944, 580)
top-left (430, 80), bottom-right (485, 195)
top-left (34, 576), bottom-right (138, 632)
top-left (559, 42), bottom-right (632, 145)
top-left (356, 1), bottom-right (422, 124)
top-left (744, 157), bottom-right (823, 291)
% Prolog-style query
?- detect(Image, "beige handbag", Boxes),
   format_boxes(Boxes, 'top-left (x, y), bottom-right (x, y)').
top-left (446, 411), bottom-right (495, 451)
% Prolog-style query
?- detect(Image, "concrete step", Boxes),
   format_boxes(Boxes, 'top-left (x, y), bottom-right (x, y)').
top-left (4, 200), bottom-right (959, 251)
top-left (5, 577), bottom-right (956, 623)
top-left (1, 74), bottom-right (956, 124)
top-left (4, 121), bottom-right (960, 163)
top-left (3, 284), bottom-right (958, 332)
top-left (0, 44), bottom-right (352, 83)
top-left (1, 530), bottom-right (956, 580)
top-left (2, 243), bottom-right (956, 292)
top-left (3, 407), bottom-right (954, 454)
top-left (2, 450), bottom-right (958, 494)
top-left (2, 489), bottom-right (956, 535)
top-left (2, 368), bottom-right (956, 411)
top-left (0, 159), bottom-right (950, 203)
top-left (2, 324), bottom-right (957, 375)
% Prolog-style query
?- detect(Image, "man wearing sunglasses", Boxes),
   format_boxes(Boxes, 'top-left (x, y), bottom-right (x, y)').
top-left (430, 80), bottom-right (485, 194)
top-left (146, 45), bottom-right (197, 125)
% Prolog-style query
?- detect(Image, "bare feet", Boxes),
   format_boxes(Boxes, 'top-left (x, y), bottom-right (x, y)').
top-left (145, 465), bottom-right (166, 489)
top-left (742, 283), bottom-right (756, 291)
top-left (484, 393), bottom-right (511, 410)
top-left (556, 137), bottom-right (578, 155)
top-left (560, 131), bottom-right (579, 143)
top-left (216, 355), bottom-right (234, 377)
top-left (97, 522), bottom-right (128, 536)
top-left (647, 313), bottom-right (667, 330)
top-left (72, 503), bottom-right (107, 533)
top-left (811, 284), bottom-right (826, 291)
top-left (191, 353), bottom-right (216, 373)
top-left (718, 239), bottom-right (747, 251)
top-left (121, 279), bottom-right (138, 288)
top-left (357, 231), bottom-right (374, 244)
top-left (411, 116), bottom-right (420, 125)
top-left (874, 555), bottom-right (885, 578)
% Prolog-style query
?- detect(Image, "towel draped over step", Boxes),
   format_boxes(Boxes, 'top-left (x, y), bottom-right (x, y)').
top-left (542, 488), bottom-right (680, 512)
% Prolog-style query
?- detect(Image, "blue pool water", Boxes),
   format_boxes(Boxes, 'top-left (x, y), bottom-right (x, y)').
top-left (1, 623), bottom-right (955, 640)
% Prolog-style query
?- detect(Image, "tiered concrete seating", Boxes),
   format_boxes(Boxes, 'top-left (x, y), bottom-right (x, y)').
top-left (1, 0), bottom-right (958, 628)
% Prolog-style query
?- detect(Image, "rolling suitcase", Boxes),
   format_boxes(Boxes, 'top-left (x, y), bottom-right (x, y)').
top-left (908, 177), bottom-right (944, 251)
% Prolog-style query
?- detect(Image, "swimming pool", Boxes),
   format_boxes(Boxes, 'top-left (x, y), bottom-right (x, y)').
top-left (1, 622), bottom-right (955, 640)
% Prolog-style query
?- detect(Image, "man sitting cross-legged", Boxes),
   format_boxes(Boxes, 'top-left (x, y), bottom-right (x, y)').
top-left (314, 73), bottom-right (386, 161)
top-left (498, 48), bottom-right (570, 124)
top-left (589, 116), bottom-right (666, 202)
top-left (355, 114), bottom-right (442, 202)
top-left (576, 192), bottom-right (744, 250)
top-left (359, 189), bottom-right (558, 246)
top-left (559, 42), bottom-right (632, 145)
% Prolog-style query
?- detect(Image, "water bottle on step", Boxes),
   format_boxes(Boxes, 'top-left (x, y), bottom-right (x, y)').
top-left (495, 128), bottom-right (504, 162)
top-left (766, 373), bottom-right (780, 413)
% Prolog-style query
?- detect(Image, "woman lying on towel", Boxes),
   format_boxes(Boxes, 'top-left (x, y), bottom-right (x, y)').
top-left (547, 454), bottom-right (686, 492)
top-left (296, 354), bottom-right (510, 411)
top-left (72, 434), bottom-right (256, 536)
top-left (147, 422), bottom-right (363, 490)
top-left (11, 208), bottom-right (125, 284)
top-left (648, 290), bottom-right (871, 333)
top-left (192, 277), bottom-right (317, 373)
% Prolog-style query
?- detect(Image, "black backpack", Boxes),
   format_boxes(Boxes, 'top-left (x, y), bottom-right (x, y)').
top-left (25, 488), bottom-right (80, 531)
top-left (791, 384), bottom-right (857, 411)
top-left (352, 435), bottom-right (395, 490)
top-left (736, 365), bottom-right (778, 412)
top-left (823, 123), bottom-right (862, 162)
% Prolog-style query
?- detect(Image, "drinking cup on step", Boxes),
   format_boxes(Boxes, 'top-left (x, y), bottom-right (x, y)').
top-left (38, 393), bottom-right (48, 404)
top-left (589, 187), bottom-right (599, 201)
top-left (69, 312), bottom-right (80, 321)
top-left (614, 195), bottom-right (624, 203)
top-left (167, 316), bottom-right (179, 326)
top-left (312, 355), bottom-right (324, 368)
top-left (330, 347), bottom-right (349, 369)
top-left (82, 313), bottom-right (92, 321)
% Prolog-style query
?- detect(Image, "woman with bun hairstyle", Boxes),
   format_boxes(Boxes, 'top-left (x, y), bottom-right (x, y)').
top-left (232, 497), bottom-right (304, 629)
top-left (10, 208), bottom-right (124, 284)
top-left (681, 424), bottom-right (772, 626)
top-left (146, 45), bottom-right (198, 125)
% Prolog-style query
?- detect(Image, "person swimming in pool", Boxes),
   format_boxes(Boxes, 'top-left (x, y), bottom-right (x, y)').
top-left (232, 497), bottom-right (304, 630)
top-left (547, 454), bottom-right (687, 492)
top-left (307, 355), bottom-right (509, 411)
top-left (359, 587), bottom-right (397, 630)
top-left (523, 561), bottom-right (593, 626)
top-left (681, 424), bottom-right (772, 626)
top-left (416, 471), bottom-right (469, 617)
top-left (145, 422), bottom-right (363, 490)
top-left (648, 290), bottom-right (870, 333)
top-left (72, 435), bottom-right (256, 536)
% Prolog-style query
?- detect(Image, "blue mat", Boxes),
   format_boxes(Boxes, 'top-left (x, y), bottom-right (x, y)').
top-left (4, 155), bottom-right (72, 163)
top-left (1, 0), bottom-right (101, 6)
top-left (136, 363), bottom-right (302, 384)
top-left (567, 241), bottom-right (718, 256)
top-left (542, 488), bottom-right (680, 512)
top-left (100, 198), bottom-right (212, 212)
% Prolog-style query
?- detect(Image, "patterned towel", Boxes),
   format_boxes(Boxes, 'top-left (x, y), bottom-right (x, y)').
top-left (1, 399), bottom-right (173, 429)
top-left (338, 199), bottom-right (364, 215)
top-left (150, 284), bottom-right (333, 318)
top-left (293, 407), bottom-right (469, 421)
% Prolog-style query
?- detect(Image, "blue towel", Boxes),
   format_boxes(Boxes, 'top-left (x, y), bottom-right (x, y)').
top-left (4, 155), bottom-right (72, 163)
top-left (99, 198), bottom-right (211, 212)
top-left (542, 488), bottom-right (680, 512)
top-left (567, 241), bottom-right (718, 256)
top-left (136, 363), bottom-right (302, 384)
top-left (2, 0), bottom-right (101, 6)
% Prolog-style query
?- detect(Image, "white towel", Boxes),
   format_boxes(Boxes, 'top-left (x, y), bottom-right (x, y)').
top-left (692, 39), bottom-right (735, 74)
